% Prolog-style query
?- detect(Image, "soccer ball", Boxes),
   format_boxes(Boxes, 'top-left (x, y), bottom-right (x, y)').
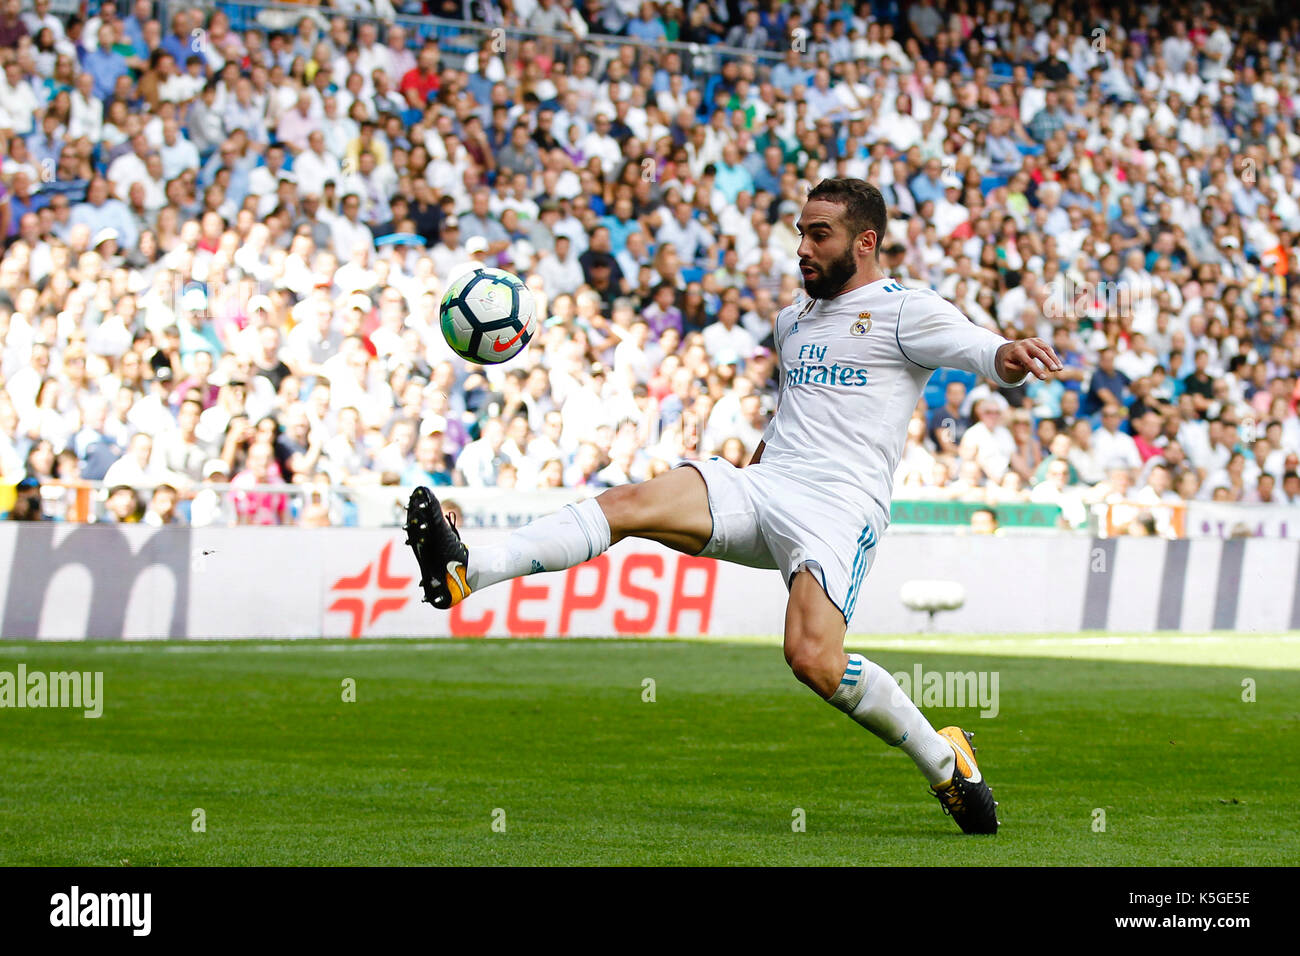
top-left (439, 267), bottom-right (538, 364)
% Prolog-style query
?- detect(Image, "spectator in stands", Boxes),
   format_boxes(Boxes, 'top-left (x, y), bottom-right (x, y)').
top-left (143, 483), bottom-right (184, 526)
top-left (1092, 406), bottom-right (1142, 473)
top-left (960, 400), bottom-right (1015, 483)
top-left (5, 476), bottom-right (45, 521)
top-left (102, 432), bottom-right (180, 490)
top-left (1084, 346), bottom-right (1131, 416)
top-left (969, 506), bottom-right (999, 535)
top-left (231, 440), bottom-right (288, 525)
top-left (103, 485), bottom-right (142, 523)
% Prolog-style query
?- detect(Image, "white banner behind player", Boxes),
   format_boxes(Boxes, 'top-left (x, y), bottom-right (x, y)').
top-left (0, 525), bottom-right (1292, 639)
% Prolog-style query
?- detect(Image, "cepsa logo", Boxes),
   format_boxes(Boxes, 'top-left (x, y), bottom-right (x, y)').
top-left (449, 553), bottom-right (719, 637)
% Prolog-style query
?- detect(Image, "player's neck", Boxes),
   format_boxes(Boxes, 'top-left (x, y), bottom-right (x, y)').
top-left (829, 263), bottom-right (887, 299)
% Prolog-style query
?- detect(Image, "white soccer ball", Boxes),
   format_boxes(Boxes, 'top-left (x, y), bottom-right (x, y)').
top-left (438, 266), bottom-right (538, 365)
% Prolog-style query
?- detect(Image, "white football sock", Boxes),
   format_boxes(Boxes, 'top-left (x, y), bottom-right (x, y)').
top-left (828, 654), bottom-right (956, 786)
top-left (467, 497), bottom-right (611, 591)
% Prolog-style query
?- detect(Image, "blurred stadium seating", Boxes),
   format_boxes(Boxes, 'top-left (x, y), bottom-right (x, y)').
top-left (0, 0), bottom-right (1296, 542)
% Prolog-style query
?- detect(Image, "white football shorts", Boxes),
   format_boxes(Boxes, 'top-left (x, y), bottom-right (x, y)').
top-left (676, 457), bottom-right (884, 624)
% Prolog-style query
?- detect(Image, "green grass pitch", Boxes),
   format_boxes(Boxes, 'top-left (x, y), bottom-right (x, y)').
top-left (1, 634), bottom-right (1296, 866)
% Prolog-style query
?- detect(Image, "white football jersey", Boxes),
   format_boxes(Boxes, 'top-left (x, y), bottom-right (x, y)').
top-left (760, 277), bottom-right (1021, 526)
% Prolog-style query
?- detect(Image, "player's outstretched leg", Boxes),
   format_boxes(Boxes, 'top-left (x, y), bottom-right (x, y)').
top-left (404, 468), bottom-right (713, 608)
top-left (783, 570), bottom-right (997, 834)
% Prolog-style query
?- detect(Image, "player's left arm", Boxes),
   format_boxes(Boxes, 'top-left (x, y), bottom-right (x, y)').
top-left (896, 291), bottom-right (1062, 387)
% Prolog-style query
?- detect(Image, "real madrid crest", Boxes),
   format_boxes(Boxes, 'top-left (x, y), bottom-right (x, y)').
top-left (850, 312), bottom-right (872, 336)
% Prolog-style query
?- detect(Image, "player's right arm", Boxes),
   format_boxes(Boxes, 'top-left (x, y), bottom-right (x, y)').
top-left (749, 441), bottom-right (765, 465)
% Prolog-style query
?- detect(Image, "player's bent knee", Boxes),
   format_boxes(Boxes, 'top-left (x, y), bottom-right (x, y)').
top-left (596, 483), bottom-right (647, 542)
top-left (784, 638), bottom-right (841, 698)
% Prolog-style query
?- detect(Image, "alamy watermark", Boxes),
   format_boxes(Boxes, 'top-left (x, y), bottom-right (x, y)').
top-left (50, 886), bottom-right (150, 936)
top-left (890, 664), bottom-right (1000, 719)
top-left (0, 664), bottom-right (103, 718)
top-left (1043, 276), bottom-right (1155, 320)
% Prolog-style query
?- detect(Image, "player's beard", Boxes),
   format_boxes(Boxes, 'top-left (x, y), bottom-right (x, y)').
top-left (801, 247), bottom-right (857, 299)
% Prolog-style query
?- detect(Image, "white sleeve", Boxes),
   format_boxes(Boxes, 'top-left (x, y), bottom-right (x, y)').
top-left (895, 290), bottom-right (1022, 387)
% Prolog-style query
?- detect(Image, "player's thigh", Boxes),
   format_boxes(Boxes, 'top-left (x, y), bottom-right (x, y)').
top-left (783, 569), bottom-right (850, 697)
top-left (757, 482), bottom-right (882, 628)
top-left (596, 464), bottom-right (713, 554)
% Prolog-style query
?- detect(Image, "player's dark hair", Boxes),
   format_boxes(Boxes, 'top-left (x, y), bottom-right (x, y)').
top-left (806, 178), bottom-right (887, 253)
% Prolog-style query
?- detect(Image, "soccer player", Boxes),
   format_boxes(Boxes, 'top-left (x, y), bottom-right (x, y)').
top-left (406, 178), bottom-right (1063, 834)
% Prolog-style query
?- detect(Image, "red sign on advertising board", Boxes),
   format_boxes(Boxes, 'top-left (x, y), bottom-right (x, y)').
top-left (325, 541), bottom-right (721, 639)
top-left (448, 553), bottom-right (720, 637)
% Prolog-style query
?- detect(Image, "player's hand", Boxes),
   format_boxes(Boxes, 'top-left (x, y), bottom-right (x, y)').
top-left (996, 338), bottom-right (1062, 383)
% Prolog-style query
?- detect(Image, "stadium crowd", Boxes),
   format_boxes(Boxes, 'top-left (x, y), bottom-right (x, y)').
top-left (1, 0), bottom-right (1300, 531)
